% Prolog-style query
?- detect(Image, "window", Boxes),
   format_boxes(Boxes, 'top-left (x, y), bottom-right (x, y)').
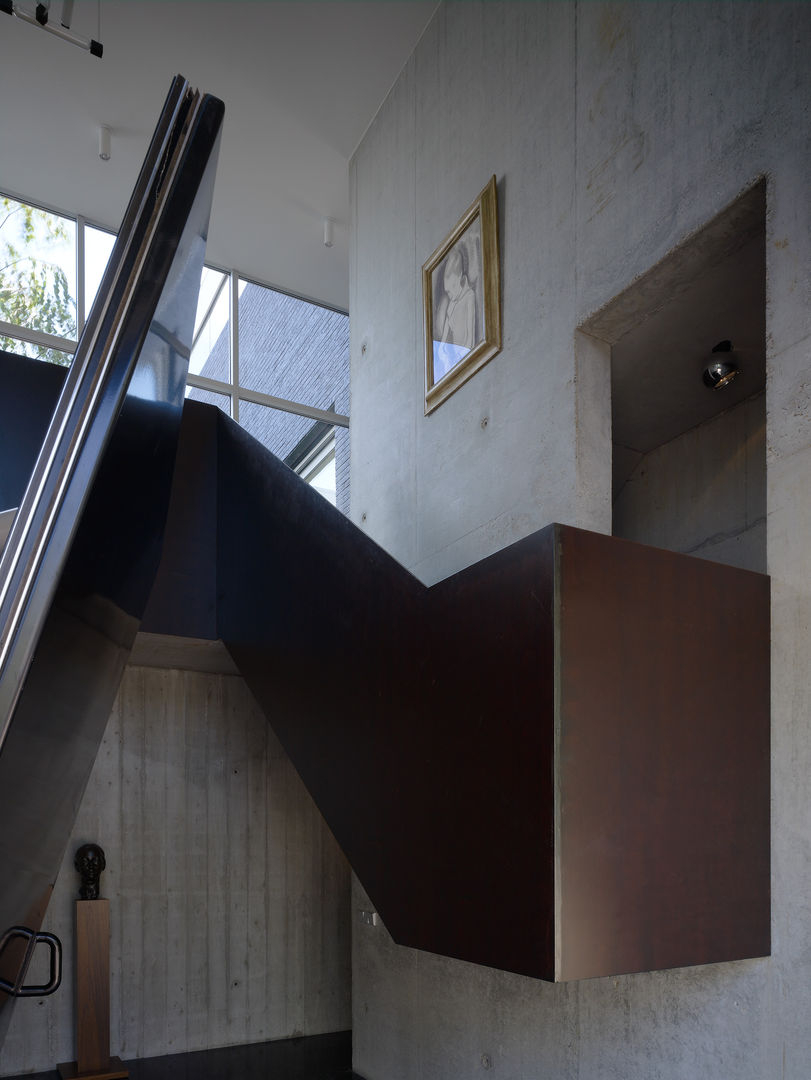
top-left (297, 433), bottom-right (337, 506)
top-left (282, 420), bottom-right (337, 506)
top-left (84, 224), bottom-right (116, 314)
top-left (0, 194), bottom-right (77, 365)
top-left (186, 271), bottom-right (349, 512)
top-left (0, 190), bottom-right (351, 513)
top-left (190, 266), bottom-right (230, 384)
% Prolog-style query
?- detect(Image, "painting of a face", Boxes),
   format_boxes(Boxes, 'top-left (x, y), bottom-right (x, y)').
top-left (443, 253), bottom-right (464, 300)
top-left (430, 216), bottom-right (484, 384)
top-left (422, 176), bottom-right (501, 414)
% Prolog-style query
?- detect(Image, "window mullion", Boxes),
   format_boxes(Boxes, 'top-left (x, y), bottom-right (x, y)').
top-left (230, 271), bottom-right (239, 422)
top-left (0, 319), bottom-right (77, 354)
top-left (76, 215), bottom-right (86, 333)
top-left (237, 387), bottom-right (349, 427)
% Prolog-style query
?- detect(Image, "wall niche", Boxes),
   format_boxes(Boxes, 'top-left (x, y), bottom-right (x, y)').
top-left (582, 182), bottom-right (766, 573)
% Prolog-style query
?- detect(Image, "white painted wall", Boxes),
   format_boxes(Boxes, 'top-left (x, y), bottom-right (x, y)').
top-left (1, 664), bottom-right (350, 1076)
top-left (349, 2), bottom-right (811, 1078)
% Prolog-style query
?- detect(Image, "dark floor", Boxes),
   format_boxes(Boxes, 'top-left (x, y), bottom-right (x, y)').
top-left (3, 1031), bottom-right (363, 1080)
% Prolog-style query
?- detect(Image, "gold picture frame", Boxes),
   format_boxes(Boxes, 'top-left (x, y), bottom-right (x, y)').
top-left (423, 175), bottom-right (501, 414)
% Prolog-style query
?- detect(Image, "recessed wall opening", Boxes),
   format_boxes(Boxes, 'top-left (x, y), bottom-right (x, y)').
top-left (580, 182), bottom-right (766, 574)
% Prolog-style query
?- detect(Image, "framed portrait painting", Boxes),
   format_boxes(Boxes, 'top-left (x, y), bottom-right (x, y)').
top-left (423, 175), bottom-right (501, 414)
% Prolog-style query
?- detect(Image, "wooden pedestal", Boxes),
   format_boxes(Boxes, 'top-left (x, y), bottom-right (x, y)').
top-left (57, 900), bottom-right (128, 1080)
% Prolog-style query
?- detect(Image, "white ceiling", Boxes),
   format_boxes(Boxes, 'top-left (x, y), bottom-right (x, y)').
top-left (0, 0), bottom-right (437, 311)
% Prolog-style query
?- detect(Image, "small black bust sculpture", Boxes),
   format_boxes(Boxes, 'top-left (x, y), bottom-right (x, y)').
top-left (74, 843), bottom-right (106, 900)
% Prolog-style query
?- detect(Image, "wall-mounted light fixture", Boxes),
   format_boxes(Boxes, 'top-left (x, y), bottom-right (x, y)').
top-left (702, 340), bottom-right (740, 390)
top-left (98, 125), bottom-right (111, 162)
top-left (323, 219), bottom-right (334, 248)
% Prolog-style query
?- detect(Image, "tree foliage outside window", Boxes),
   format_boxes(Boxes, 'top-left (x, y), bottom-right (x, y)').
top-left (0, 196), bottom-right (77, 366)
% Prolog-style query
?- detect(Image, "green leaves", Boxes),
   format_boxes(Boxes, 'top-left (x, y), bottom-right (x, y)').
top-left (0, 197), bottom-right (76, 366)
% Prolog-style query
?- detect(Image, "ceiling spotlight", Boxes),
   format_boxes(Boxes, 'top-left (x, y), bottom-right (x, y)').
top-left (98, 125), bottom-right (111, 161)
top-left (702, 340), bottom-right (740, 390)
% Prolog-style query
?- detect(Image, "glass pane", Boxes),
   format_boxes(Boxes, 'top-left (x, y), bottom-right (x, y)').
top-left (238, 280), bottom-right (349, 405)
top-left (185, 384), bottom-right (231, 416)
top-left (429, 215), bottom-right (483, 385)
top-left (311, 456), bottom-right (336, 504)
top-left (190, 267), bottom-right (229, 381)
top-left (239, 400), bottom-right (317, 460)
top-left (0, 333), bottom-right (73, 368)
top-left (0, 195), bottom-right (77, 354)
top-left (301, 448), bottom-right (336, 506)
top-left (84, 224), bottom-right (116, 317)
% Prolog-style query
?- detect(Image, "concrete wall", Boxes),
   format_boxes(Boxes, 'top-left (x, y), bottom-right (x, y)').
top-left (613, 392), bottom-right (766, 572)
top-left (1, 661), bottom-right (350, 1076)
top-left (350, 2), bottom-right (579, 585)
top-left (349, 2), bottom-right (811, 1078)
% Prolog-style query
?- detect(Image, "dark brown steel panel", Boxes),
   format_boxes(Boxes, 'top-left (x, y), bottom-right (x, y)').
top-left (215, 424), bottom-right (769, 980)
top-left (408, 529), bottom-right (556, 976)
top-left (0, 350), bottom-right (66, 511)
top-left (556, 526), bottom-right (770, 980)
top-left (142, 401), bottom-right (219, 640)
top-left (216, 417), bottom-right (557, 979)
top-left (39, 387), bottom-right (762, 984)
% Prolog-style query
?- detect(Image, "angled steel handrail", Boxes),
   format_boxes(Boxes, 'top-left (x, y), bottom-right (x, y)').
top-left (0, 77), bottom-right (195, 744)
top-left (0, 75), bottom-right (224, 1047)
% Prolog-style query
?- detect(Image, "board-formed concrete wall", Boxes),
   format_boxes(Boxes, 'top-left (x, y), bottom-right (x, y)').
top-left (613, 392), bottom-right (766, 572)
top-left (349, 2), bottom-right (811, 1077)
top-left (0, 663), bottom-right (350, 1076)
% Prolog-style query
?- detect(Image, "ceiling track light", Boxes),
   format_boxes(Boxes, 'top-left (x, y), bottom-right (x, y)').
top-left (0, 0), bottom-right (103, 57)
top-left (702, 340), bottom-right (740, 390)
